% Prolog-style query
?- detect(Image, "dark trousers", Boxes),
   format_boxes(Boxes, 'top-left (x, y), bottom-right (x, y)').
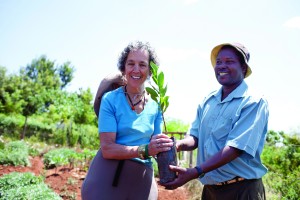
top-left (81, 150), bottom-right (157, 200)
top-left (202, 178), bottom-right (266, 200)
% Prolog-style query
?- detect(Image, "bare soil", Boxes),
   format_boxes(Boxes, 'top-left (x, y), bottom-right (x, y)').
top-left (0, 156), bottom-right (190, 200)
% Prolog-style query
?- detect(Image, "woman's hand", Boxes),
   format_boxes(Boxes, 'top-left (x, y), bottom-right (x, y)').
top-left (148, 134), bottom-right (173, 156)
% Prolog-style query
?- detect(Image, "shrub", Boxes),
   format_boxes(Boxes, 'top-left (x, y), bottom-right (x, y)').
top-left (0, 114), bottom-right (23, 139)
top-left (0, 172), bottom-right (61, 200)
top-left (166, 118), bottom-right (189, 132)
top-left (52, 128), bottom-right (67, 146)
top-left (0, 140), bottom-right (30, 166)
top-left (0, 114), bottom-right (99, 148)
top-left (43, 148), bottom-right (76, 169)
top-left (262, 131), bottom-right (300, 200)
top-left (78, 124), bottom-right (99, 149)
top-left (43, 147), bottom-right (97, 171)
top-left (80, 149), bottom-right (97, 170)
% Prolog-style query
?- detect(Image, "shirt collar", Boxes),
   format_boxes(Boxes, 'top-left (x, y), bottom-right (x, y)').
top-left (213, 80), bottom-right (248, 103)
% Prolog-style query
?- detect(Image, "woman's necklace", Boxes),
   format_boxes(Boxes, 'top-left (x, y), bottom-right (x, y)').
top-left (124, 85), bottom-right (145, 111)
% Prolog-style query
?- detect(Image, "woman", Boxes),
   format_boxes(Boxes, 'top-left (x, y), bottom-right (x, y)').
top-left (81, 41), bottom-right (174, 200)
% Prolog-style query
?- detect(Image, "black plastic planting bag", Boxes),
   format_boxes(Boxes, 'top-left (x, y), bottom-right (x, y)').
top-left (156, 137), bottom-right (178, 184)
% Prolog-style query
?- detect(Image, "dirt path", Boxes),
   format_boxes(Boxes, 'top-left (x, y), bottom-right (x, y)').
top-left (0, 156), bottom-right (190, 200)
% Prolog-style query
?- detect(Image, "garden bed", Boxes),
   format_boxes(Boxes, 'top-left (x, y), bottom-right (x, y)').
top-left (0, 156), bottom-right (190, 200)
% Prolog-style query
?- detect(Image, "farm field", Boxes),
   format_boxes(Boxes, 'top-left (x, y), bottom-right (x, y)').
top-left (0, 156), bottom-right (191, 200)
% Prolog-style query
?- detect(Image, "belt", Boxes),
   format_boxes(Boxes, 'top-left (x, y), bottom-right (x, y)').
top-left (215, 177), bottom-right (245, 186)
top-left (112, 160), bottom-right (125, 187)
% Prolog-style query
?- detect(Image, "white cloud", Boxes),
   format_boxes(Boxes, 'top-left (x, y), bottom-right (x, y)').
top-left (283, 16), bottom-right (300, 29)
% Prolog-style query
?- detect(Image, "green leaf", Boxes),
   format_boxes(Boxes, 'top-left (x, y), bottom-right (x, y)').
top-left (150, 62), bottom-right (158, 77)
top-left (148, 61), bottom-right (169, 117)
top-left (146, 87), bottom-right (159, 102)
top-left (146, 87), bottom-right (158, 98)
top-left (161, 85), bottom-right (167, 97)
top-left (163, 97), bottom-right (169, 112)
top-left (150, 62), bottom-right (158, 84)
top-left (157, 71), bottom-right (164, 90)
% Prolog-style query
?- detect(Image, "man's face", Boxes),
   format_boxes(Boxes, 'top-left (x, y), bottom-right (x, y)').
top-left (214, 48), bottom-right (246, 88)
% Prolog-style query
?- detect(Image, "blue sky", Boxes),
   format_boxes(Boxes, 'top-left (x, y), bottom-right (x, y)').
top-left (1, 0), bottom-right (300, 133)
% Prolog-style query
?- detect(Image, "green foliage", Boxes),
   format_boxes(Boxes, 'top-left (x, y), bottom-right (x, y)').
top-left (78, 149), bottom-right (97, 170)
top-left (52, 127), bottom-right (68, 146)
top-left (0, 56), bottom-right (96, 143)
top-left (78, 124), bottom-right (99, 149)
top-left (146, 62), bottom-right (170, 132)
top-left (41, 89), bottom-right (96, 125)
top-left (263, 170), bottom-right (300, 200)
top-left (0, 114), bottom-right (99, 149)
top-left (0, 136), bottom-right (4, 150)
top-left (58, 62), bottom-right (75, 89)
top-left (0, 172), bottom-right (61, 200)
top-left (0, 56), bottom-right (94, 140)
top-left (0, 114), bottom-right (24, 139)
top-left (262, 131), bottom-right (300, 200)
top-left (146, 62), bottom-right (169, 113)
top-left (43, 148), bottom-right (97, 169)
top-left (0, 140), bottom-right (30, 166)
top-left (43, 148), bottom-right (77, 169)
top-left (165, 118), bottom-right (189, 132)
top-left (73, 88), bottom-right (95, 125)
top-left (152, 157), bottom-right (159, 177)
top-left (266, 130), bottom-right (284, 145)
top-left (0, 113), bottom-right (54, 140)
top-left (81, 149), bottom-right (97, 163)
top-left (0, 71), bottom-right (24, 114)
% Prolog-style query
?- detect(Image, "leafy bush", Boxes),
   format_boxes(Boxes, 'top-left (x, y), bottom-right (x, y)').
top-left (78, 124), bottom-right (99, 149)
top-left (262, 131), bottom-right (300, 200)
top-left (152, 158), bottom-right (159, 177)
top-left (0, 140), bottom-right (30, 166)
top-left (43, 148), bottom-right (76, 169)
top-left (0, 114), bottom-right (24, 139)
top-left (69, 127), bottom-right (80, 147)
top-left (43, 148), bottom-right (97, 170)
top-left (0, 136), bottom-right (5, 150)
top-left (0, 172), bottom-right (61, 200)
top-left (166, 118), bottom-right (189, 132)
top-left (0, 114), bottom-right (55, 140)
top-left (81, 149), bottom-right (97, 168)
top-left (52, 127), bottom-right (68, 146)
top-left (0, 114), bottom-right (99, 149)
top-left (26, 139), bottom-right (50, 157)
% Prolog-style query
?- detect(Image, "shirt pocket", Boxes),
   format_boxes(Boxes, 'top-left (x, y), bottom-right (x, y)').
top-left (211, 116), bottom-right (232, 141)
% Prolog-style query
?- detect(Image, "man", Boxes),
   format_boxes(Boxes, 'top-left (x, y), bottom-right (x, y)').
top-left (93, 72), bottom-right (125, 117)
top-left (162, 43), bottom-right (269, 200)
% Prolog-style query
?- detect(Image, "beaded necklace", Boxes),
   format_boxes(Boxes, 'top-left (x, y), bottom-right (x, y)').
top-left (124, 85), bottom-right (145, 111)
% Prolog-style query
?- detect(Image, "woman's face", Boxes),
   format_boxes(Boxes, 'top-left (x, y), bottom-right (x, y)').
top-left (214, 48), bottom-right (246, 89)
top-left (124, 49), bottom-right (150, 90)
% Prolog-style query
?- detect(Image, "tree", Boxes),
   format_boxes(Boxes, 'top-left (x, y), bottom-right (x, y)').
top-left (73, 88), bottom-right (95, 125)
top-left (0, 68), bottom-right (24, 114)
top-left (0, 66), bottom-right (7, 112)
top-left (18, 56), bottom-right (75, 139)
top-left (59, 62), bottom-right (74, 89)
top-left (22, 55), bottom-right (74, 89)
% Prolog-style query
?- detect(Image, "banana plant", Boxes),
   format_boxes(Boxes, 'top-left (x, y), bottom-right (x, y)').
top-left (146, 61), bottom-right (169, 132)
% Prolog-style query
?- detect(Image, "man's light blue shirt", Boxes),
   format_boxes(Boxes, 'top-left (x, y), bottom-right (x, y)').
top-left (188, 81), bottom-right (269, 185)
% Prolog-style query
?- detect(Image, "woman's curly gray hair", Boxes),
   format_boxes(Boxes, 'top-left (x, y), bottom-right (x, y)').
top-left (117, 41), bottom-right (159, 73)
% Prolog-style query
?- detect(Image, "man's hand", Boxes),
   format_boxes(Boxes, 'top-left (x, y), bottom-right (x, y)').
top-left (160, 165), bottom-right (198, 190)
